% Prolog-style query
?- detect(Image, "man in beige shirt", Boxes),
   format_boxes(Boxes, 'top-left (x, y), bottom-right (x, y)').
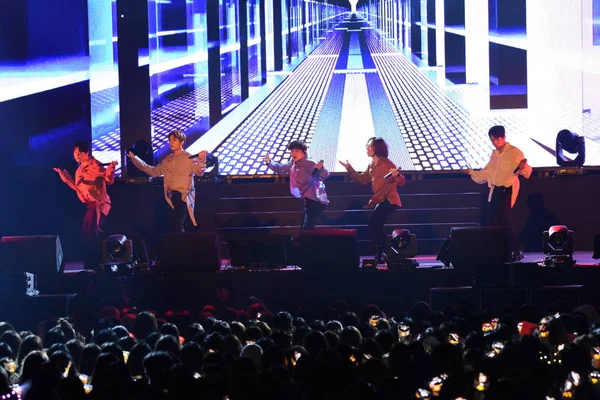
top-left (54, 140), bottom-right (118, 268)
top-left (127, 129), bottom-right (207, 232)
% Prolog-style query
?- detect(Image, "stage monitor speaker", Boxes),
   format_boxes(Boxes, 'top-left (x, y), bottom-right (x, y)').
top-left (159, 232), bottom-right (220, 272)
top-left (227, 235), bottom-right (291, 269)
top-left (295, 229), bottom-right (359, 272)
top-left (449, 226), bottom-right (510, 269)
top-left (0, 235), bottom-right (65, 275)
top-left (474, 262), bottom-right (540, 288)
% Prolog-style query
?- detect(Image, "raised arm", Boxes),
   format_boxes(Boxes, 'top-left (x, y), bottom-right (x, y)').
top-left (127, 152), bottom-right (164, 177)
top-left (516, 151), bottom-right (532, 179)
top-left (264, 152), bottom-right (292, 174)
top-left (341, 160), bottom-right (371, 185)
top-left (314, 160), bottom-right (329, 181)
top-left (467, 155), bottom-right (493, 184)
top-left (53, 168), bottom-right (77, 191)
top-left (102, 161), bottom-right (118, 185)
top-left (191, 151), bottom-right (207, 177)
top-left (387, 167), bottom-right (406, 186)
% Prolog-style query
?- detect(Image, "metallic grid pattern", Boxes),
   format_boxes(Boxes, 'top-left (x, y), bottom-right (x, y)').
top-left (150, 85), bottom-right (210, 153)
top-left (212, 33), bottom-right (344, 175)
top-left (92, 85), bottom-right (210, 155)
top-left (365, 31), bottom-right (494, 170)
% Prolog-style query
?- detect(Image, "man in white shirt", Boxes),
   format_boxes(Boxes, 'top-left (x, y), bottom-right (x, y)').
top-left (465, 125), bottom-right (533, 261)
top-left (127, 129), bottom-right (207, 233)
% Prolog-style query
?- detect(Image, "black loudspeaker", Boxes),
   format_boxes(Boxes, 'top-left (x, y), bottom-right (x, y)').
top-left (158, 232), bottom-right (220, 272)
top-left (474, 262), bottom-right (540, 288)
top-left (295, 229), bottom-right (359, 272)
top-left (227, 235), bottom-right (291, 269)
top-left (448, 227), bottom-right (510, 269)
top-left (0, 236), bottom-right (65, 275)
top-left (530, 285), bottom-right (583, 309)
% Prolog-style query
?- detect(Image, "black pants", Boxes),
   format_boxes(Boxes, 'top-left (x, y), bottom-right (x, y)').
top-left (302, 198), bottom-right (326, 230)
top-left (488, 186), bottom-right (518, 254)
top-left (369, 199), bottom-right (399, 254)
top-left (82, 204), bottom-right (104, 269)
top-left (169, 191), bottom-right (188, 233)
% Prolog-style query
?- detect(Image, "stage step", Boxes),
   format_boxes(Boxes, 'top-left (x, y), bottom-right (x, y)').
top-left (215, 207), bottom-right (481, 226)
top-left (217, 192), bottom-right (483, 212)
top-left (209, 180), bottom-right (484, 257)
top-left (206, 177), bottom-right (479, 197)
top-left (216, 222), bottom-right (477, 241)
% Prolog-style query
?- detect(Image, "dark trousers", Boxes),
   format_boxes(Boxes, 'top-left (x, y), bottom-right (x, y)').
top-left (302, 198), bottom-right (326, 230)
top-left (169, 191), bottom-right (188, 233)
top-left (82, 203), bottom-right (104, 269)
top-left (369, 199), bottom-right (399, 254)
top-left (488, 186), bottom-right (519, 254)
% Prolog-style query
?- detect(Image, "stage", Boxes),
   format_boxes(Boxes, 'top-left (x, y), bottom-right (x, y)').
top-left (62, 252), bottom-right (599, 273)
top-left (1, 172), bottom-right (599, 329)
top-left (39, 251), bottom-right (596, 315)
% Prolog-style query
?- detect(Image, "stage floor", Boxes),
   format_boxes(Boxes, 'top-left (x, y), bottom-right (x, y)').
top-left (63, 251), bottom-right (598, 274)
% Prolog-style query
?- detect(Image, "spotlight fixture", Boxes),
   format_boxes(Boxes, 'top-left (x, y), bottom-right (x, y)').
top-left (387, 229), bottom-right (418, 269)
top-left (102, 234), bottom-right (133, 267)
top-left (542, 225), bottom-right (574, 267)
top-left (556, 129), bottom-right (585, 172)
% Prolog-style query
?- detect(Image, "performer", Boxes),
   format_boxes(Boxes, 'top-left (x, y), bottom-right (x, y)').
top-left (127, 129), bottom-right (207, 233)
top-left (339, 137), bottom-right (406, 264)
top-left (263, 140), bottom-right (330, 230)
top-left (465, 125), bottom-right (532, 261)
top-left (53, 140), bottom-right (118, 269)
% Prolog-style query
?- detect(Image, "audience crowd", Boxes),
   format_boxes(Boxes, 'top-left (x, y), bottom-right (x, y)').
top-left (1, 289), bottom-right (600, 399)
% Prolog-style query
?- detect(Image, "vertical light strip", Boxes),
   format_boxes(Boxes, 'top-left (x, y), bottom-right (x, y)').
top-left (464, 0), bottom-right (490, 114)
top-left (336, 73), bottom-right (376, 168)
top-left (527, 0), bottom-right (584, 141)
top-left (435, 0), bottom-right (445, 69)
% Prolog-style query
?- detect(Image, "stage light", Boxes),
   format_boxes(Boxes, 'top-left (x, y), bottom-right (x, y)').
top-left (388, 229), bottom-right (418, 269)
top-left (102, 234), bottom-right (133, 267)
top-left (543, 225), bottom-right (574, 266)
top-left (556, 129), bottom-right (585, 168)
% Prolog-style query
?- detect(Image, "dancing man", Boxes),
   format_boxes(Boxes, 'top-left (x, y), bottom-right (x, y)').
top-left (339, 137), bottom-right (406, 264)
top-left (465, 125), bottom-right (532, 261)
top-left (264, 140), bottom-right (330, 230)
top-left (53, 140), bottom-right (118, 269)
top-left (127, 129), bottom-right (207, 233)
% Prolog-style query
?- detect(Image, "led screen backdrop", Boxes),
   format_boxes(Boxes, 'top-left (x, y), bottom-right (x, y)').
top-left (199, 0), bottom-right (600, 175)
top-left (2, 0), bottom-right (599, 176)
top-left (594, 0), bottom-right (600, 45)
top-left (0, 0), bottom-right (120, 168)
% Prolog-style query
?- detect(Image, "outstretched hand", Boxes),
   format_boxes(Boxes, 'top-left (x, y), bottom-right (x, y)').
top-left (52, 167), bottom-right (66, 178)
top-left (126, 151), bottom-right (136, 160)
top-left (263, 153), bottom-right (271, 164)
top-left (197, 150), bottom-right (207, 160)
top-left (338, 160), bottom-right (350, 169)
top-left (316, 160), bottom-right (324, 170)
top-left (363, 201), bottom-right (376, 209)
